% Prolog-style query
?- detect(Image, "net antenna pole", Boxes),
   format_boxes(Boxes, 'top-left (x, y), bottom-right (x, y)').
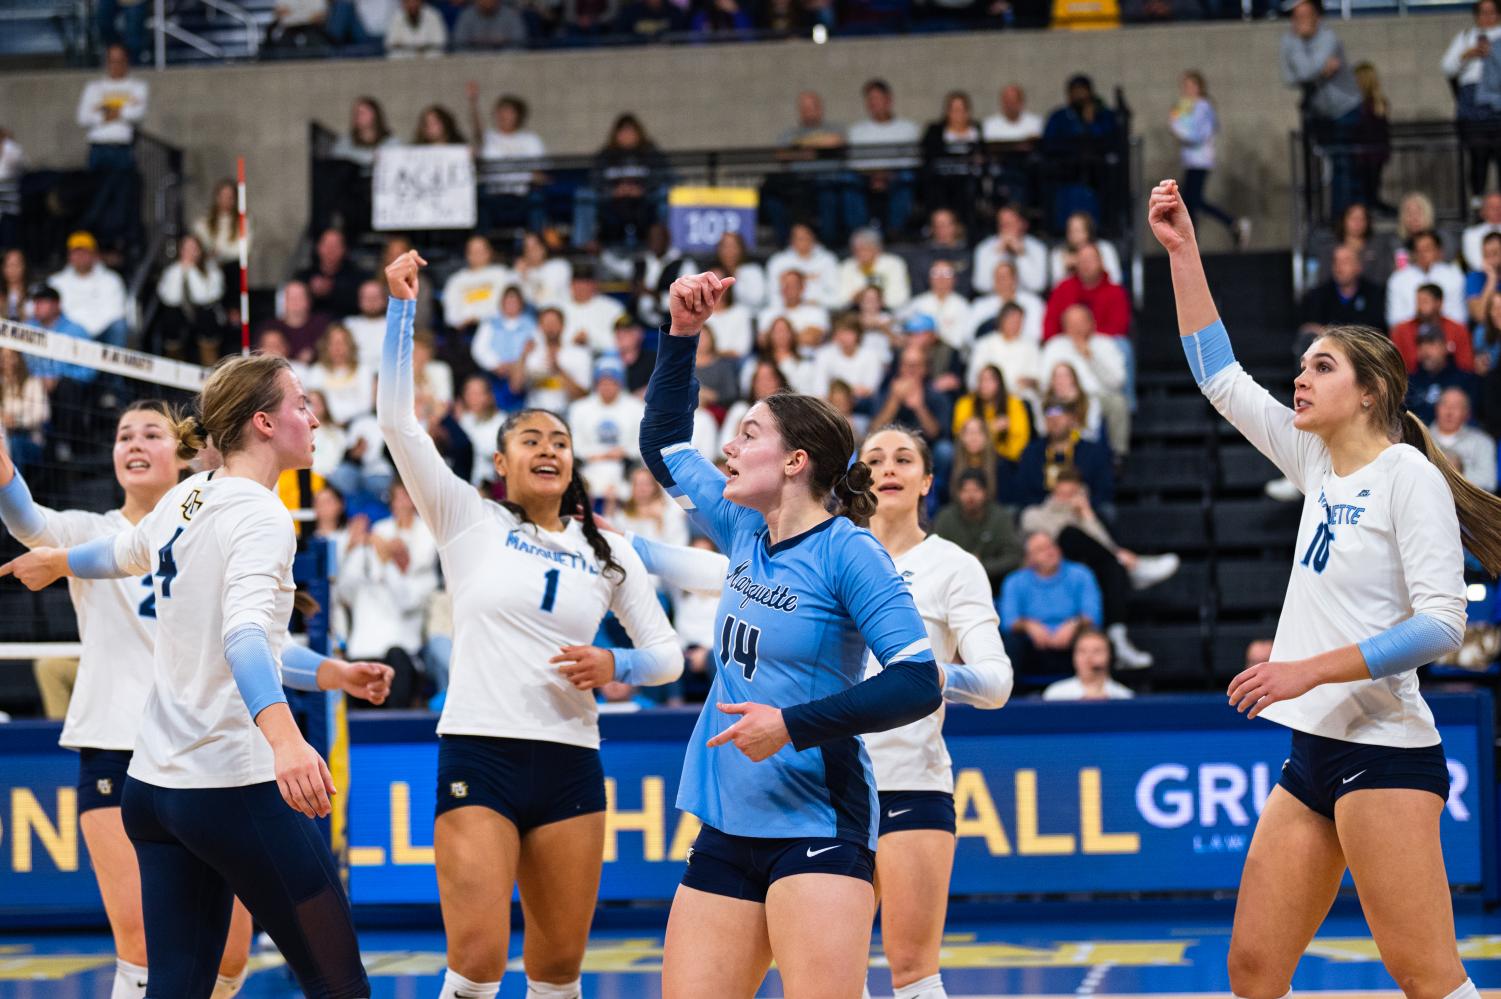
top-left (238, 157), bottom-right (250, 356)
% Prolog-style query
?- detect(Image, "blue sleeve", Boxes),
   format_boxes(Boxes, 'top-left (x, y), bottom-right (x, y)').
top-left (640, 332), bottom-right (757, 551)
top-left (224, 624), bottom-right (290, 720)
top-left (1181, 320), bottom-right (1237, 386)
top-left (781, 530), bottom-right (941, 750)
top-left (1075, 565), bottom-right (1103, 628)
top-left (280, 643), bottom-right (327, 693)
top-left (998, 576), bottom-right (1021, 631)
top-left (67, 535), bottom-right (122, 578)
top-left (1358, 613), bottom-right (1464, 679)
top-left (0, 473), bottom-right (48, 542)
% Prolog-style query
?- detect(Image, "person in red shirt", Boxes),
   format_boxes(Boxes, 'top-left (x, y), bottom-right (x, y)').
top-left (1389, 283), bottom-right (1474, 374)
top-left (1042, 242), bottom-right (1130, 339)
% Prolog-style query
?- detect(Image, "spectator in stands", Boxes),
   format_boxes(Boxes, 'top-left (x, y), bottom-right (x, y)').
top-left (999, 531), bottom-right (1103, 686)
top-left (1351, 62), bottom-right (1393, 216)
top-left (192, 179), bottom-right (246, 315)
top-left (906, 208), bottom-right (974, 296)
top-left (26, 285), bottom-right (96, 390)
top-left (934, 468), bottom-right (1022, 596)
top-left (845, 79), bottom-right (921, 237)
top-left (410, 104), bottom-right (466, 145)
top-left (413, 327), bottom-right (455, 409)
top-left (689, 0), bottom-right (753, 34)
top-left (96, 0), bottom-right (148, 65)
top-left (564, 0), bottom-right (623, 36)
top-left (872, 344), bottom-right (954, 475)
top-left (1170, 70), bottom-right (1250, 249)
top-left (1049, 211), bottom-right (1123, 288)
top-left (466, 89), bottom-right (546, 234)
top-left (1039, 304), bottom-right (1129, 455)
top-left (442, 235), bottom-right (510, 337)
top-left (703, 279), bottom-right (754, 360)
top-left (810, 314), bottom-right (884, 401)
top-left (339, 481), bottom-right (438, 708)
top-left (1009, 395), bottom-right (1113, 508)
top-left (1391, 284), bottom-right (1474, 375)
top-left (307, 323), bottom-right (374, 426)
top-left (266, 0), bottom-right (331, 48)
top-left (512, 230), bottom-right (572, 307)
top-left (319, 97), bottom-right (394, 239)
top-left (744, 315), bottom-right (814, 395)
top-left (968, 301), bottom-right (1042, 399)
top-left (569, 355), bottom-right (644, 496)
top-left (385, 0), bottom-right (448, 54)
top-left (904, 260), bottom-right (972, 351)
top-left (766, 222), bottom-right (839, 307)
top-left (693, 324), bottom-right (740, 409)
top-left (258, 280), bottom-right (330, 362)
top-left (307, 391), bottom-right (351, 489)
top-left (617, 0), bottom-right (689, 37)
top-left (952, 363), bottom-right (1031, 463)
top-left (342, 279), bottom-right (388, 372)
top-left (837, 227), bottom-right (910, 310)
top-left (920, 91), bottom-right (985, 232)
top-left (453, 0), bottom-right (528, 47)
top-left (707, 232), bottom-right (767, 311)
top-left (968, 259), bottom-right (1044, 346)
top-left (718, 358), bottom-right (789, 453)
top-left (452, 373), bottom-right (503, 487)
top-left (585, 113), bottom-right (667, 248)
top-left (155, 233), bottom-right (225, 363)
top-left (521, 306), bottom-right (591, 412)
top-left (1407, 328), bottom-right (1481, 423)
top-left (901, 310), bottom-right (965, 396)
top-left (1043, 243), bottom-right (1130, 339)
top-left (1040, 74), bottom-right (1120, 208)
top-left (983, 84), bottom-right (1043, 143)
top-left (0, 349), bottom-right (48, 477)
top-left (1386, 230), bottom-right (1467, 327)
top-left (618, 465), bottom-right (690, 553)
top-left (620, 222), bottom-right (691, 327)
top-left (298, 227), bottom-right (363, 318)
top-left (1477, 289), bottom-right (1501, 374)
top-left (1431, 386), bottom-right (1497, 491)
top-left (758, 269), bottom-right (830, 343)
top-left (1467, 231), bottom-right (1501, 327)
top-left (1044, 361), bottom-right (1106, 445)
top-left (612, 314), bottom-right (657, 393)
top-left (0, 129), bottom-right (25, 251)
top-left (1042, 627), bottom-right (1133, 701)
top-left (1296, 243), bottom-right (1386, 353)
top-left (470, 285), bottom-right (534, 408)
top-left (763, 90), bottom-right (845, 243)
top-left (48, 232), bottom-right (128, 347)
top-left (1464, 193), bottom-right (1501, 271)
top-left (331, 96), bottom-right (395, 167)
top-left (973, 204), bottom-right (1049, 296)
top-left (560, 264), bottom-right (626, 354)
top-left (1443, 0), bottom-right (1501, 200)
top-left (951, 415), bottom-right (1002, 500)
top-left (1280, 0), bottom-right (1363, 213)
top-left (75, 46), bottom-right (147, 254)
top-left (1395, 191), bottom-right (1442, 260)
top-left (853, 285), bottom-right (900, 358)
top-left (2, 249), bottom-right (31, 323)
top-left (1311, 202), bottom-right (1397, 288)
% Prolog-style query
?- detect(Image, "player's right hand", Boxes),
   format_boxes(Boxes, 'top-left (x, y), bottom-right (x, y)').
top-left (668, 272), bottom-right (735, 335)
top-left (385, 249), bottom-right (428, 301)
top-left (0, 548), bottom-right (68, 591)
top-left (1147, 179), bottom-right (1197, 255)
top-left (273, 738), bottom-right (335, 819)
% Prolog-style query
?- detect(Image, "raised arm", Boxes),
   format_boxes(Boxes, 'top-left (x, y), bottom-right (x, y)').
top-left (629, 532), bottom-right (729, 593)
top-left (939, 554), bottom-right (1013, 709)
top-left (0, 445), bottom-right (53, 546)
top-left (604, 538), bottom-right (685, 687)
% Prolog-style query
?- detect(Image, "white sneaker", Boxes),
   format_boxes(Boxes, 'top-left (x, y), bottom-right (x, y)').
top-left (1107, 623), bottom-right (1154, 670)
top-left (1264, 477), bottom-right (1301, 502)
top-left (1128, 553), bottom-right (1180, 590)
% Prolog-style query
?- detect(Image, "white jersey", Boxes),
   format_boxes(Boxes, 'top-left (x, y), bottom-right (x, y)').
top-left (113, 472), bottom-right (297, 787)
top-left (862, 535), bottom-right (1010, 793)
top-left (12, 506), bottom-right (153, 751)
top-left (1202, 365), bottom-right (1467, 747)
top-left (378, 298), bottom-right (682, 749)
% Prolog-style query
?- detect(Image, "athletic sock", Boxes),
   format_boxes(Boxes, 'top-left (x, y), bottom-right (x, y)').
top-left (210, 968), bottom-right (248, 998)
top-left (1232, 993), bottom-right (1290, 999)
top-left (894, 973), bottom-right (947, 999)
top-left (438, 969), bottom-right (500, 999)
top-left (862, 981), bottom-right (873, 999)
top-left (526, 977), bottom-right (582, 998)
top-left (111, 959), bottom-right (148, 999)
top-left (1442, 980), bottom-right (1480, 999)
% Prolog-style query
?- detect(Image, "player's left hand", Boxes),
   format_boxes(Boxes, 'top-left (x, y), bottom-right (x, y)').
top-left (552, 645), bottom-right (616, 690)
top-left (707, 702), bottom-right (790, 762)
top-left (1227, 659), bottom-right (1319, 720)
top-left (0, 548), bottom-right (69, 591)
top-left (339, 661), bottom-right (394, 705)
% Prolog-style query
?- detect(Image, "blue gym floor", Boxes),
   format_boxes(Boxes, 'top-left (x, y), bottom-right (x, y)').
top-left (5, 902), bottom-right (1501, 997)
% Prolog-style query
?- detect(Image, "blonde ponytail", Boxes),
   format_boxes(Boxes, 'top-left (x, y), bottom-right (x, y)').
top-left (1400, 411), bottom-right (1501, 576)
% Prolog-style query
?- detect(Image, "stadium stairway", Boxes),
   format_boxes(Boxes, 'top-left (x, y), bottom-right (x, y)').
top-left (1117, 250), bottom-right (1296, 690)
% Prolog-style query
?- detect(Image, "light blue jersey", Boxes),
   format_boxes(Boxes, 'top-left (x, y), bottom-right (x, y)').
top-left (642, 334), bottom-right (939, 849)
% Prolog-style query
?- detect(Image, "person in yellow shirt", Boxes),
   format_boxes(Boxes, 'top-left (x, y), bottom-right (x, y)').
top-left (952, 363), bottom-right (1031, 462)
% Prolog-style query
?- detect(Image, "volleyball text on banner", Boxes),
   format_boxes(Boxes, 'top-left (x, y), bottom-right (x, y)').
top-left (371, 144), bottom-right (477, 231)
top-left (668, 186), bottom-right (758, 253)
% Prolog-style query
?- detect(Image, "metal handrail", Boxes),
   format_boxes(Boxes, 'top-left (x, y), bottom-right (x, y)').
top-left (151, 0), bottom-right (259, 69)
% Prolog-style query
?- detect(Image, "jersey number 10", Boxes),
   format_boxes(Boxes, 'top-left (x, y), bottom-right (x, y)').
top-left (1300, 522), bottom-right (1334, 574)
top-left (719, 615), bottom-right (762, 681)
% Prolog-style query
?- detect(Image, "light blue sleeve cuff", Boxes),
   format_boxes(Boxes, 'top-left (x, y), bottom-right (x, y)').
top-left (1357, 614), bottom-right (1463, 679)
top-left (1181, 319), bottom-right (1237, 386)
top-left (224, 624), bottom-right (290, 719)
top-left (0, 473), bottom-right (47, 541)
top-left (280, 643), bottom-right (327, 692)
top-left (611, 646), bottom-right (680, 687)
top-left (67, 536), bottom-right (121, 579)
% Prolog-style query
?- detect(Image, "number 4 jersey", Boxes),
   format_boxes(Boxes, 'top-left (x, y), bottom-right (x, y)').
top-left (111, 471), bottom-right (297, 788)
top-left (1199, 359), bottom-right (1466, 748)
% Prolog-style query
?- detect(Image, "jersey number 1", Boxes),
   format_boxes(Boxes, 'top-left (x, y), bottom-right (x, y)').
top-left (719, 615), bottom-right (762, 681)
top-left (539, 568), bottom-right (560, 613)
top-left (1300, 522), bottom-right (1333, 574)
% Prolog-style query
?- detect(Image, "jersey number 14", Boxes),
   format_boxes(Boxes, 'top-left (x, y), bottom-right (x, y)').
top-left (719, 615), bottom-right (762, 681)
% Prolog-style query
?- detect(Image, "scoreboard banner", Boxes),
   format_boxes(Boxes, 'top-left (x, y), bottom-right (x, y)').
top-left (667, 187), bottom-right (758, 253)
top-left (0, 693), bottom-right (1491, 920)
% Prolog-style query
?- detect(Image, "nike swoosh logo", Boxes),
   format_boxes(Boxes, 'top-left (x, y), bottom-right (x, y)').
top-left (806, 844), bottom-right (841, 858)
top-left (887, 808), bottom-right (912, 818)
top-left (1342, 770), bottom-right (1367, 785)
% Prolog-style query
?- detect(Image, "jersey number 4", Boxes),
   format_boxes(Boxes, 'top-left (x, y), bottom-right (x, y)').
top-left (719, 614), bottom-right (762, 681)
top-left (1300, 522), bottom-right (1334, 574)
top-left (138, 527), bottom-right (184, 617)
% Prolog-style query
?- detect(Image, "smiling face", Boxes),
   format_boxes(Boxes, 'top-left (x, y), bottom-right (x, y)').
top-left (114, 407), bottom-right (184, 502)
top-left (720, 401), bottom-right (796, 509)
top-left (1294, 338), bottom-right (1367, 435)
top-left (495, 410), bottom-right (574, 507)
top-left (860, 427), bottom-right (931, 521)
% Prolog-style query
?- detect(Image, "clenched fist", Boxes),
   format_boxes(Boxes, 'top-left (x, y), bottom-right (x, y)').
top-left (668, 272), bottom-right (736, 336)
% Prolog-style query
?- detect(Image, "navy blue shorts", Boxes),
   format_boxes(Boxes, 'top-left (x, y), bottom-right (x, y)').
top-left (1278, 729), bottom-right (1450, 820)
top-left (681, 824), bottom-right (875, 904)
top-left (877, 790), bottom-right (956, 836)
top-left (435, 735), bottom-right (605, 832)
top-left (78, 749), bottom-right (132, 814)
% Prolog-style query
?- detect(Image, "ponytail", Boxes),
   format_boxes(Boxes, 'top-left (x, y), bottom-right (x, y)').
top-left (1401, 410), bottom-right (1501, 576)
top-left (173, 413), bottom-right (208, 462)
top-left (833, 459), bottom-right (878, 526)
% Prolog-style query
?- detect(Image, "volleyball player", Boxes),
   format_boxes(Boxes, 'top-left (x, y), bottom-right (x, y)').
top-left (641, 271), bottom-right (943, 999)
top-left (0, 354), bottom-right (393, 999)
top-left (1150, 178), bottom-right (1497, 999)
top-left (377, 251), bottom-right (682, 999)
top-left (0, 402), bottom-right (253, 999)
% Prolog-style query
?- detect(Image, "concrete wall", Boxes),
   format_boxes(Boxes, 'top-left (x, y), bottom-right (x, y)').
top-left (0, 13), bottom-right (1474, 275)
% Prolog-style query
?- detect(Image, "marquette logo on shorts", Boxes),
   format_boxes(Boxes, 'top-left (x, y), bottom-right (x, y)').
top-left (449, 781), bottom-right (469, 799)
top-left (96, 778), bottom-right (113, 797)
